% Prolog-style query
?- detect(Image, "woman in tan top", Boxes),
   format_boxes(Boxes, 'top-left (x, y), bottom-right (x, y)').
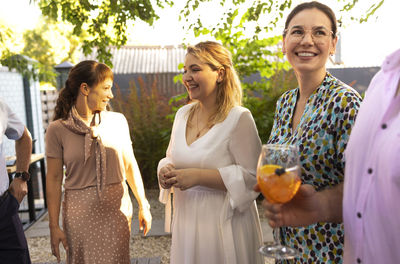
top-left (46, 60), bottom-right (152, 263)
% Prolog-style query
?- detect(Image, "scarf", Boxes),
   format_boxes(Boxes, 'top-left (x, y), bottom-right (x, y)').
top-left (61, 106), bottom-right (107, 198)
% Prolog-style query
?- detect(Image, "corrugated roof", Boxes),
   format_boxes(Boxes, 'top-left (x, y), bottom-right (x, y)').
top-left (83, 45), bottom-right (186, 74)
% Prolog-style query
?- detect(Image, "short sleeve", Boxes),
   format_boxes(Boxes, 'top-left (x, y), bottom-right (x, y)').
top-left (2, 101), bottom-right (24, 140)
top-left (45, 121), bottom-right (63, 159)
top-left (119, 114), bottom-right (134, 159)
top-left (333, 89), bottom-right (362, 177)
top-left (268, 97), bottom-right (284, 143)
top-left (218, 110), bottom-right (262, 212)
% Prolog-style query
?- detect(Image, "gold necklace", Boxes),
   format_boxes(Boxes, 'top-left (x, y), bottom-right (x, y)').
top-left (195, 110), bottom-right (212, 138)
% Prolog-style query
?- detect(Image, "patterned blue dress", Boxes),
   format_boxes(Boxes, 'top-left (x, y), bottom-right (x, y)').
top-left (268, 73), bottom-right (362, 263)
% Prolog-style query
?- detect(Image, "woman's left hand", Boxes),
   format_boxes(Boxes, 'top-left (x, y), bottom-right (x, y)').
top-left (165, 169), bottom-right (198, 191)
top-left (138, 207), bottom-right (152, 236)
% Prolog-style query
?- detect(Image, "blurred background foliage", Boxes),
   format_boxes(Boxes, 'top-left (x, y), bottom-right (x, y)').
top-left (112, 77), bottom-right (182, 188)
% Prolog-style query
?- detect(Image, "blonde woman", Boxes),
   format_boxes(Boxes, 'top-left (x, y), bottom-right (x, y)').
top-left (158, 41), bottom-right (263, 264)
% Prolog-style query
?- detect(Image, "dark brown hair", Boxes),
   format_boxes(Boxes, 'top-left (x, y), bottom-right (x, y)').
top-left (284, 1), bottom-right (337, 38)
top-left (53, 60), bottom-right (113, 120)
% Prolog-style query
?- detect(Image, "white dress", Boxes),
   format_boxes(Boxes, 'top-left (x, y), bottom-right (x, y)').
top-left (158, 104), bottom-right (264, 264)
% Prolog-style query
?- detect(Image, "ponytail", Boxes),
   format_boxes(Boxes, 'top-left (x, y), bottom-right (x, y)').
top-left (53, 82), bottom-right (78, 120)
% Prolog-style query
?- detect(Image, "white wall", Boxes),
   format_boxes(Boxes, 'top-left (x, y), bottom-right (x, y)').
top-left (0, 67), bottom-right (44, 156)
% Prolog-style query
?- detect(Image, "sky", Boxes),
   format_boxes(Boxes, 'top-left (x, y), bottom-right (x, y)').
top-left (1, 0), bottom-right (398, 67)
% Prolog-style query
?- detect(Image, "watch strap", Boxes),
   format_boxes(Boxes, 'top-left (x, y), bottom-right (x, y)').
top-left (14, 171), bottom-right (30, 181)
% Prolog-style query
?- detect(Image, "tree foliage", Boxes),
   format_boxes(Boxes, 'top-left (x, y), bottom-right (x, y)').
top-left (22, 19), bottom-right (82, 85)
top-left (34, 0), bottom-right (173, 66)
top-left (0, 24), bottom-right (39, 80)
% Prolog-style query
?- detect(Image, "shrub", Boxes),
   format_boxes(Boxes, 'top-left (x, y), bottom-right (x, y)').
top-left (243, 69), bottom-right (298, 143)
top-left (112, 76), bottom-right (173, 188)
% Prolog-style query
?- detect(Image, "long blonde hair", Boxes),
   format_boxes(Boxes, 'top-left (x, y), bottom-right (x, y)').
top-left (186, 41), bottom-right (242, 125)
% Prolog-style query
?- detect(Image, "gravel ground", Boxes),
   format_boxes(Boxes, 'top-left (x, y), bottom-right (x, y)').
top-left (27, 189), bottom-right (272, 264)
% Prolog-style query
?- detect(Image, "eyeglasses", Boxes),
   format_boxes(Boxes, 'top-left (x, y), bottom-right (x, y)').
top-left (283, 26), bottom-right (334, 44)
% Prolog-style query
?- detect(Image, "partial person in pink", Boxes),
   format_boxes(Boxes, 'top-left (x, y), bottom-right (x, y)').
top-left (46, 60), bottom-right (152, 263)
top-left (343, 48), bottom-right (400, 263)
top-left (256, 49), bottom-right (400, 264)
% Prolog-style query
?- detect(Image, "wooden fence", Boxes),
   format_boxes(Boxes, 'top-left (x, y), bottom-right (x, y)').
top-left (40, 90), bottom-right (58, 131)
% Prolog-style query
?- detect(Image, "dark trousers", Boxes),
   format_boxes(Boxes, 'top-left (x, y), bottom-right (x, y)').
top-left (0, 191), bottom-right (31, 264)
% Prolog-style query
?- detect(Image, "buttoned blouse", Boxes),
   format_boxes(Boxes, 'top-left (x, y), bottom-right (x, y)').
top-left (343, 48), bottom-right (400, 264)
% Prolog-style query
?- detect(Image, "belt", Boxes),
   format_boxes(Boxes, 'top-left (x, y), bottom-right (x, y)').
top-left (0, 190), bottom-right (9, 206)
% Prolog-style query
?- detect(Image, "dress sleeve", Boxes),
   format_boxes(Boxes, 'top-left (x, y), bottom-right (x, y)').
top-left (157, 145), bottom-right (173, 205)
top-left (218, 110), bottom-right (262, 213)
top-left (158, 107), bottom-right (182, 204)
top-left (45, 122), bottom-right (63, 159)
top-left (158, 107), bottom-right (184, 233)
top-left (332, 90), bottom-right (362, 180)
top-left (268, 97), bottom-right (283, 144)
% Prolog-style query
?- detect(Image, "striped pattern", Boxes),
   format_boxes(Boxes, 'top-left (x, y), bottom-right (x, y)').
top-left (83, 46), bottom-right (186, 74)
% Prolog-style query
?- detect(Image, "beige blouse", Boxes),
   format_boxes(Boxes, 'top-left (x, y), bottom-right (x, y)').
top-left (45, 111), bottom-right (135, 190)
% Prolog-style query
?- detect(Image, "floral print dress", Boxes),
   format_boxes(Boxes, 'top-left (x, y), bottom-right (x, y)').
top-left (268, 73), bottom-right (362, 263)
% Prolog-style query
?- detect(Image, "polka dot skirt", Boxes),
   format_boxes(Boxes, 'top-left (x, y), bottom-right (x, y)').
top-left (62, 182), bottom-right (132, 263)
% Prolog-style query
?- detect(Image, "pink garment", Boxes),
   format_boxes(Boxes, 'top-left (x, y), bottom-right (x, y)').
top-left (343, 48), bottom-right (400, 264)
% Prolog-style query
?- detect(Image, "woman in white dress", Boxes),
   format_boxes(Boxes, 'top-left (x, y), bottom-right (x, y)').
top-left (158, 41), bottom-right (263, 264)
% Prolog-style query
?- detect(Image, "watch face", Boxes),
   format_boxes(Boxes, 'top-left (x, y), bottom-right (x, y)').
top-left (15, 171), bottom-right (30, 181)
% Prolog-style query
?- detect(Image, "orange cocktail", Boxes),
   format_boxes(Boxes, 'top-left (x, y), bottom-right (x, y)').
top-left (257, 164), bottom-right (301, 203)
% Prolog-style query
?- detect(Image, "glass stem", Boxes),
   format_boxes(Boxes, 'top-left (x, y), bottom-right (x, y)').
top-left (273, 227), bottom-right (281, 245)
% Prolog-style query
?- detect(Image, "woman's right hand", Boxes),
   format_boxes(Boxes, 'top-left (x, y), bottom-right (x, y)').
top-left (254, 183), bottom-right (322, 228)
top-left (159, 163), bottom-right (175, 189)
top-left (50, 226), bottom-right (68, 263)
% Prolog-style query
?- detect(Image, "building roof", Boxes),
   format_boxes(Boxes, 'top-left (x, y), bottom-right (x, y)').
top-left (328, 66), bottom-right (380, 93)
top-left (83, 45), bottom-right (186, 74)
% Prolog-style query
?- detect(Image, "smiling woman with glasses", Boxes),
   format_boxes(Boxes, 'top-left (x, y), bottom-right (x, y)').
top-left (254, 1), bottom-right (362, 263)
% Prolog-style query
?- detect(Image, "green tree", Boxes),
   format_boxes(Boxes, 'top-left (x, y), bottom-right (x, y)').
top-left (34, 0), bottom-right (173, 66)
top-left (0, 23), bottom-right (39, 80)
top-left (22, 19), bottom-right (83, 85)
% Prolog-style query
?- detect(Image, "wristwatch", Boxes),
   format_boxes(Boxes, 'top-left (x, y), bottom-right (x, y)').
top-left (14, 171), bottom-right (30, 181)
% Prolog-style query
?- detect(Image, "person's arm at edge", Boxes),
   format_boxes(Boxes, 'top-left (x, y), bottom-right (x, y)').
top-left (9, 127), bottom-right (32, 202)
top-left (15, 127), bottom-right (32, 172)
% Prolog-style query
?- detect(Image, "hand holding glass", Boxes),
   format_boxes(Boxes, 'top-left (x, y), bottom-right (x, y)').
top-left (257, 144), bottom-right (301, 260)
